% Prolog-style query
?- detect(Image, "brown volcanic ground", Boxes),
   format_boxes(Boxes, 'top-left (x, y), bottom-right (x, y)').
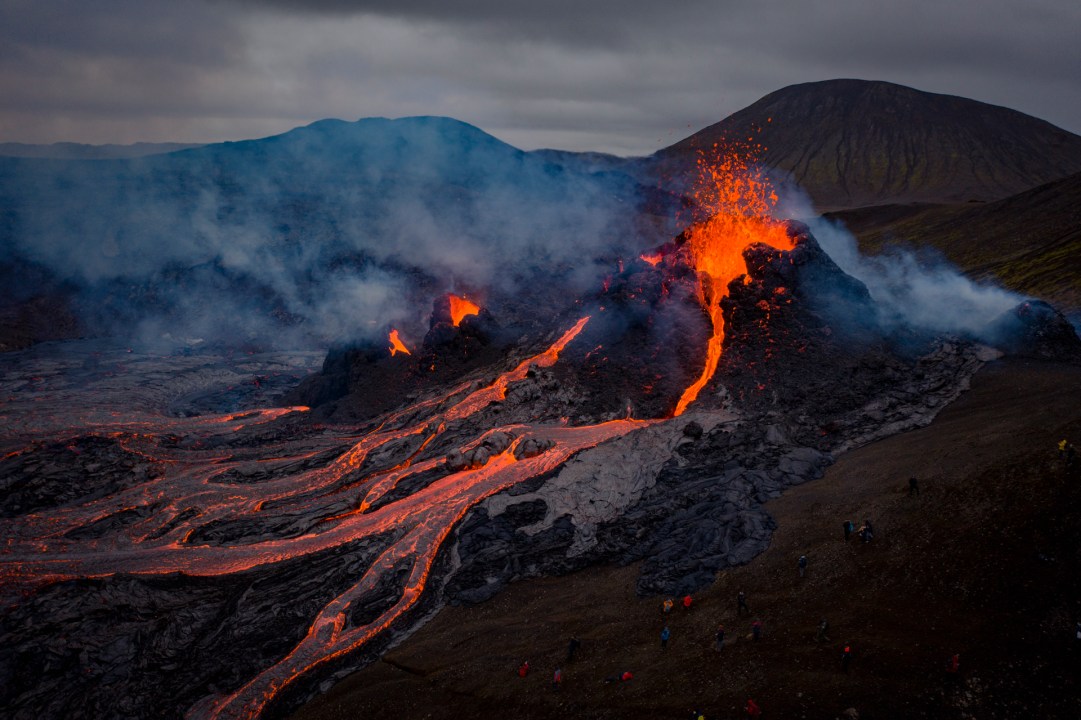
top-left (291, 357), bottom-right (1081, 720)
top-left (653, 79), bottom-right (1081, 211)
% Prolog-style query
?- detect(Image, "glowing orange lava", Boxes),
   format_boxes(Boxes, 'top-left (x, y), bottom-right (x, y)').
top-left (2, 317), bottom-right (655, 720)
top-left (672, 148), bottom-right (795, 417)
top-left (639, 252), bottom-right (662, 266)
top-left (447, 294), bottom-right (480, 326)
top-left (388, 329), bottom-right (411, 356)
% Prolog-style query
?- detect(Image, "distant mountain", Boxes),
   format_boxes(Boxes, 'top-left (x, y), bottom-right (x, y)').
top-left (827, 172), bottom-right (1081, 311)
top-left (0, 141), bottom-right (204, 159)
top-left (653, 79), bottom-right (1081, 211)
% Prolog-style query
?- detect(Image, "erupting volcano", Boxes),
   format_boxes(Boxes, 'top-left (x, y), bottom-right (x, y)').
top-left (4, 134), bottom-right (1079, 720)
top-left (671, 149), bottom-right (795, 416)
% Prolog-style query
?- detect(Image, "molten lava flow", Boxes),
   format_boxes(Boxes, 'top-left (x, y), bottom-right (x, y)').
top-left (672, 149), bottom-right (795, 417)
top-left (447, 294), bottom-right (480, 327)
top-left (1, 317), bottom-right (656, 720)
top-left (445, 317), bottom-right (589, 421)
top-left (639, 252), bottom-right (662, 267)
top-left (388, 329), bottom-right (411, 356)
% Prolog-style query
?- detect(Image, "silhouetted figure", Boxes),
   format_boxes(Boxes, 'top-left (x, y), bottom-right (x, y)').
top-left (661, 626), bottom-right (670, 649)
top-left (945, 653), bottom-right (960, 677)
top-left (682, 594), bottom-right (693, 610)
top-left (843, 520), bottom-right (854, 542)
top-left (841, 644), bottom-right (852, 673)
top-left (518, 660), bottom-right (530, 678)
top-left (752, 620), bottom-right (762, 641)
top-left (552, 667), bottom-right (562, 690)
top-left (566, 637), bottom-right (580, 663)
top-left (745, 697), bottom-right (762, 718)
top-left (715, 624), bottom-right (725, 651)
top-left (737, 590), bottom-right (749, 616)
top-left (663, 598), bottom-right (674, 614)
top-left (816, 619), bottom-right (830, 643)
top-left (909, 477), bottom-right (919, 496)
top-left (798, 554), bottom-right (808, 577)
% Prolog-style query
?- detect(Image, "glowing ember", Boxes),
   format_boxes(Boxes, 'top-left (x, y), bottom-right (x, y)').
top-left (673, 147), bottom-right (795, 416)
top-left (639, 252), bottom-right (662, 267)
top-left (388, 329), bottom-right (411, 356)
top-left (447, 294), bottom-right (481, 327)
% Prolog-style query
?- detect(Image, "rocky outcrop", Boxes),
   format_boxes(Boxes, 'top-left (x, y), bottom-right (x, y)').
top-left (983, 299), bottom-right (1081, 362)
top-left (285, 296), bottom-right (512, 421)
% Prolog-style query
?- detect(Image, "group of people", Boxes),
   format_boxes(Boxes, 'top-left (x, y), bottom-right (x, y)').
top-left (842, 518), bottom-right (874, 543)
top-left (510, 496), bottom-right (966, 718)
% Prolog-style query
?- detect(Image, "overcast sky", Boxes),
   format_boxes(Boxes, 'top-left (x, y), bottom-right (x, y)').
top-left (1, 0), bottom-right (1078, 155)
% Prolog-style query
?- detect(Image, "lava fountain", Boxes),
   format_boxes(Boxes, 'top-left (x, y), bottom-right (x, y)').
top-left (388, 328), bottom-right (411, 356)
top-left (447, 294), bottom-right (481, 327)
top-left (672, 147), bottom-right (795, 416)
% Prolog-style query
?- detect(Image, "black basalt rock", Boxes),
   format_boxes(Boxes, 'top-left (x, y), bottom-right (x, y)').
top-left (715, 221), bottom-right (895, 414)
top-left (983, 300), bottom-right (1081, 362)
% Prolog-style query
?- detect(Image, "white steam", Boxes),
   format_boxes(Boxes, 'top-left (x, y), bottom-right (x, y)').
top-left (773, 182), bottom-right (1024, 338)
top-left (807, 217), bottom-right (1023, 336)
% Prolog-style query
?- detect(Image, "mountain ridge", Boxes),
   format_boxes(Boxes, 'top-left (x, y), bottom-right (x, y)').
top-left (653, 79), bottom-right (1081, 210)
top-left (0, 141), bottom-right (204, 160)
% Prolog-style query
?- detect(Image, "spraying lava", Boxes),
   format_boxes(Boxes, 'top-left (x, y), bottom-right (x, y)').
top-left (388, 329), bottom-right (411, 356)
top-left (447, 294), bottom-right (481, 327)
top-left (672, 148), bottom-right (795, 416)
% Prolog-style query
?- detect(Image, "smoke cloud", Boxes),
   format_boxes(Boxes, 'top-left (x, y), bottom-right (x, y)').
top-left (767, 181), bottom-right (1024, 340)
top-left (0, 117), bottom-right (652, 350)
top-left (799, 222), bottom-right (1022, 341)
top-left (811, 220), bottom-right (1023, 335)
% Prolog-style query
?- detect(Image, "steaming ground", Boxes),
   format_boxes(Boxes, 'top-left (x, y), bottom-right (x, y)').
top-left (290, 357), bottom-right (1081, 720)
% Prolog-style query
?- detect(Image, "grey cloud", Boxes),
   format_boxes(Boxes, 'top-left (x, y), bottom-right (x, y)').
top-left (0, 0), bottom-right (1079, 153)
